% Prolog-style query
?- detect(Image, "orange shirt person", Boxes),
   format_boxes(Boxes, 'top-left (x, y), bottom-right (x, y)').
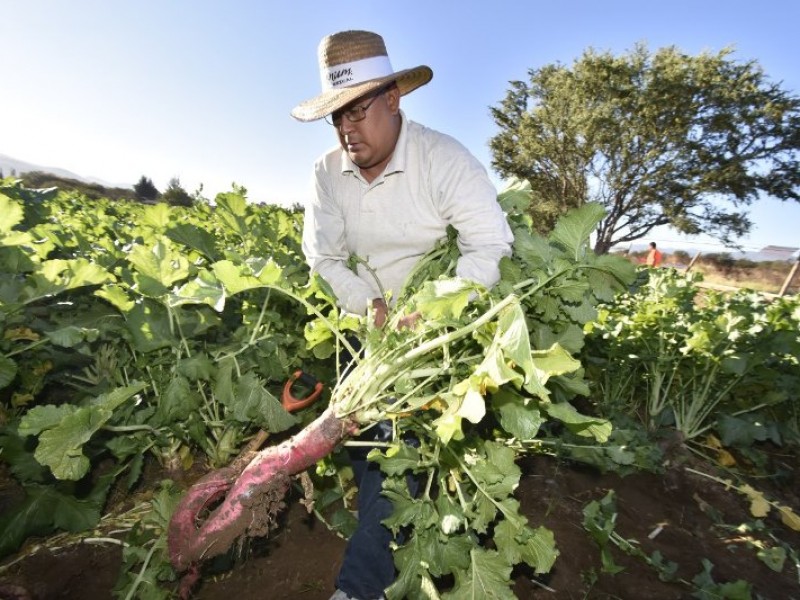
top-left (646, 242), bottom-right (663, 267)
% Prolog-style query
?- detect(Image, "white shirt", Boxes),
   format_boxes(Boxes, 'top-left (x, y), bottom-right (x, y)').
top-left (302, 113), bottom-right (514, 315)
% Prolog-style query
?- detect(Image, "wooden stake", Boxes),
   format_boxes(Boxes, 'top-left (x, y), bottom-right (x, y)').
top-left (685, 251), bottom-right (702, 273)
top-left (779, 258), bottom-right (799, 296)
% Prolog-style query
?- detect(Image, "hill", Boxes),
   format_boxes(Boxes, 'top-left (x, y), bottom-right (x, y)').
top-left (1, 153), bottom-right (138, 201)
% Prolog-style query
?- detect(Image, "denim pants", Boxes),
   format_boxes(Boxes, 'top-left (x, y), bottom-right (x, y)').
top-left (335, 338), bottom-right (418, 599)
top-left (335, 422), bottom-right (396, 599)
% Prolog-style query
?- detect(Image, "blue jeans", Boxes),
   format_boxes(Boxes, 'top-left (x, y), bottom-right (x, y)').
top-left (335, 339), bottom-right (418, 599)
top-left (335, 422), bottom-right (396, 599)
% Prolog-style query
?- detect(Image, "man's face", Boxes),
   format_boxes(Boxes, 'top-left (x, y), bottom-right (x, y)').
top-left (333, 85), bottom-right (401, 182)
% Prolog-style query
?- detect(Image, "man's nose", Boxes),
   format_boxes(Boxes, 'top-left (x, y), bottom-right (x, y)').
top-left (338, 118), bottom-right (356, 135)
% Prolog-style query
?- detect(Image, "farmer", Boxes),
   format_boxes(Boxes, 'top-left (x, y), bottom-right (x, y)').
top-left (646, 241), bottom-right (663, 267)
top-left (292, 30), bottom-right (514, 600)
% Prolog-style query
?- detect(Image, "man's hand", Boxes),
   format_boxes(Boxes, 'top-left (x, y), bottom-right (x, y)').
top-left (396, 310), bottom-right (422, 330)
top-left (371, 299), bottom-right (421, 330)
top-left (371, 298), bottom-right (388, 328)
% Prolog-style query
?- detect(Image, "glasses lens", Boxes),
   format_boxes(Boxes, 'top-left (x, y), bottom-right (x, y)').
top-left (347, 106), bottom-right (366, 122)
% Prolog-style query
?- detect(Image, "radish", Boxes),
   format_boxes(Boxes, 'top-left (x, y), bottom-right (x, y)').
top-left (168, 405), bottom-right (358, 572)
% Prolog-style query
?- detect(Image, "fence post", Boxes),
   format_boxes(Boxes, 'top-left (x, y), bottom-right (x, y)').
top-left (779, 258), bottom-right (799, 296)
top-left (685, 251), bottom-right (702, 273)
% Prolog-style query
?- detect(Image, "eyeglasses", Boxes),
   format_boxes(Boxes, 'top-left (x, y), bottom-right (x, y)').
top-left (324, 89), bottom-right (386, 128)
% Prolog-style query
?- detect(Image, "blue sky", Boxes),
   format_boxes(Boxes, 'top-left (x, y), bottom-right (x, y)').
top-left (2, 0), bottom-right (798, 252)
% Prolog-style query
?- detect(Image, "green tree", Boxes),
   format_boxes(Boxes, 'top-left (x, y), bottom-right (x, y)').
top-left (133, 175), bottom-right (160, 202)
top-left (161, 177), bottom-right (193, 207)
top-left (489, 45), bottom-right (800, 254)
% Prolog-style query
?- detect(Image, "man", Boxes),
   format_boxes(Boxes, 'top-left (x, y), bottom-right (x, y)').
top-left (292, 30), bottom-right (514, 600)
top-left (646, 241), bottom-right (663, 267)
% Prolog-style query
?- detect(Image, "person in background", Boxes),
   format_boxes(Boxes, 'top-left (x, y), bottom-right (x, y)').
top-left (646, 241), bottom-right (663, 267)
top-left (292, 30), bottom-right (514, 600)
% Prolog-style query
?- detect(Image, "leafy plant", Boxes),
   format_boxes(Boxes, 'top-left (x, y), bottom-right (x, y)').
top-left (583, 268), bottom-right (800, 445)
top-left (582, 490), bottom-right (755, 599)
top-left (0, 180), bottom-right (328, 561)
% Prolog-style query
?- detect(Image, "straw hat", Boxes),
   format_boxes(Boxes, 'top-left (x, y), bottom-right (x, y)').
top-left (291, 30), bottom-right (433, 122)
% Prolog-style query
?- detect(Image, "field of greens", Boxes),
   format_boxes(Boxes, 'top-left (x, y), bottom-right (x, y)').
top-left (1, 178), bottom-right (798, 599)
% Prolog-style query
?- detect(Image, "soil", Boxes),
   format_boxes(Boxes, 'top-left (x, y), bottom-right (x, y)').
top-left (1, 454), bottom-right (798, 600)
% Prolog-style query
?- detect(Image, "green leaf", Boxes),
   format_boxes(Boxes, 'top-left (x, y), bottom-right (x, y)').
top-left (0, 355), bottom-right (18, 390)
top-left (588, 254), bottom-right (637, 299)
top-left (443, 547), bottom-right (515, 600)
top-left (496, 177), bottom-right (533, 214)
top-left (691, 559), bottom-right (752, 600)
top-left (511, 229), bottom-right (551, 269)
top-left (756, 546), bottom-right (786, 572)
top-left (469, 442), bottom-right (520, 500)
top-left (382, 486), bottom-right (437, 532)
top-left (140, 203), bottom-right (173, 228)
top-left (389, 527), bottom-right (473, 600)
top-left (124, 301), bottom-right (174, 352)
top-left (0, 484), bottom-right (97, 558)
top-left (19, 404), bottom-right (74, 437)
top-left (166, 223), bottom-right (220, 260)
top-left (0, 194), bottom-right (24, 233)
top-left (229, 373), bottom-right (297, 432)
top-left (27, 258), bottom-right (112, 301)
top-left (46, 325), bottom-right (98, 348)
top-left (212, 259), bottom-right (272, 295)
top-left (542, 400), bottom-right (612, 442)
top-left (95, 284), bottom-right (135, 312)
top-left (154, 376), bottom-right (201, 424)
top-left (550, 202), bottom-right (606, 260)
top-left (52, 493), bottom-right (102, 532)
top-left (370, 442), bottom-right (422, 476)
top-left (386, 529), bottom-right (433, 600)
top-left (492, 389), bottom-right (545, 440)
top-left (582, 491), bottom-right (626, 575)
top-left (30, 383), bottom-right (146, 480)
top-left (494, 517), bottom-right (558, 574)
top-left (170, 270), bottom-right (226, 311)
top-left (0, 430), bottom-right (50, 483)
top-left (717, 414), bottom-right (772, 447)
top-left (215, 191), bottom-right (249, 236)
top-left (475, 301), bottom-right (532, 391)
top-left (415, 278), bottom-right (482, 320)
top-left (521, 343), bottom-right (582, 400)
top-left (178, 353), bottom-right (215, 381)
top-left (128, 239), bottom-right (190, 295)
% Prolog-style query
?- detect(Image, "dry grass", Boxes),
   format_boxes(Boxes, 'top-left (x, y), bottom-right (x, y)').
top-left (624, 251), bottom-right (799, 295)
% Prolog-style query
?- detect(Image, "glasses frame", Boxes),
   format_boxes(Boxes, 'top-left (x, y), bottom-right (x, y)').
top-left (324, 86), bottom-right (389, 128)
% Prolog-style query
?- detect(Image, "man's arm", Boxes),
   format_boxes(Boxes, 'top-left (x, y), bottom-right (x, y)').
top-left (433, 137), bottom-right (514, 290)
top-left (302, 166), bottom-right (380, 316)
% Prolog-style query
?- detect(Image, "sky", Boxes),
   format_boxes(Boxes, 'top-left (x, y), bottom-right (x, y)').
top-left (2, 0), bottom-right (799, 253)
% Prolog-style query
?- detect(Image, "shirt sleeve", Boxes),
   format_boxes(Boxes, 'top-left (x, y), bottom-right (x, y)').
top-left (302, 159), bottom-right (376, 315)
top-left (432, 136), bottom-right (514, 290)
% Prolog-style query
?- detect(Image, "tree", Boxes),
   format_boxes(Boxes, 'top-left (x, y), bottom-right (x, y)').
top-left (161, 177), bottom-right (193, 207)
top-left (489, 44), bottom-right (800, 254)
top-left (133, 175), bottom-right (160, 202)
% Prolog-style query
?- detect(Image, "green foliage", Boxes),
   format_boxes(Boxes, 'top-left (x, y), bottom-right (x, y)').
top-left (0, 179), bottom-right (330, 559)
top-left (489, 44), bottom-right (800, 253)
top-left (303, 180), bottom-right (636, 598)
top-left (583, 268), bottom-right (800, 444)
top-left (582, 491), bottom-right (755, 598)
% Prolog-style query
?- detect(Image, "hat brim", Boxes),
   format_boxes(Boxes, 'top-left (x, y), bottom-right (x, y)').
top-left (291, 65), bottom-right (433, 122)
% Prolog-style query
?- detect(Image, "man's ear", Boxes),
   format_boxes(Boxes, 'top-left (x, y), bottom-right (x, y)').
top-left (387, 86), bottom-right (401, 114)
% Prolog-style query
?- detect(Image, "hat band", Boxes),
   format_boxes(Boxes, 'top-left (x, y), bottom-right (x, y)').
top-left (322, 55), bottom-right (394, 90)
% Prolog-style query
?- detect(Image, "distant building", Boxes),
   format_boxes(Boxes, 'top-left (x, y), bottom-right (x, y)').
top-left (758, 246), bottom-right (799, 262)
